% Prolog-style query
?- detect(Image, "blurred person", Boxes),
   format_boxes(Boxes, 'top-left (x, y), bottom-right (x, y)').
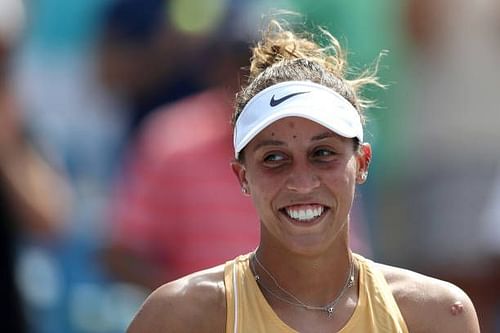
top-left (480, 162), bottom-right (500, 307)
top-left (103, 16), bottom-right (260, 289)
top-left (482, 164), bottom-right (500, 261)
top-left (388, 0), bottom-right (500, 331)
top-left (128, 18), bottom-right (480, 332)
top-left (0, 0), bottom-right (70, 331)
top-left (97, 0), bottom-right (219, 140)
top-left (10, 0), bottom-right (140, 332)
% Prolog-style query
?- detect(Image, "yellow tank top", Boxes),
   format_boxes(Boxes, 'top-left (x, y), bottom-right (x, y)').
top-left (224, 253), bottom-right (409, 333)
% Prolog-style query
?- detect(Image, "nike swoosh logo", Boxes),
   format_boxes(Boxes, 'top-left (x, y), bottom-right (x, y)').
top-left (270, 91), bottom-right (309, 107)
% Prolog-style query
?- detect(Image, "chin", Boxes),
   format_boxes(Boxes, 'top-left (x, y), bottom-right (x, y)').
top-left (279, 235), bottom-right (334, 257)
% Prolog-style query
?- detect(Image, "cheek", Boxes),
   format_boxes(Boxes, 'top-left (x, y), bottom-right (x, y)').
top-left (248, 183), bottom-right (278, 221)
top-left (345, 161), bottom-right (360, 201)
top-left (249, 174), bottom-right (281, 202)
top-left (346, 158), bottom-right (359, 181)
top-left (323, 160), bottom-right (358, 200)
top-left (246, 169), bottom-right (286, 213)
top-left (327, 158), bottom-right (358, 183)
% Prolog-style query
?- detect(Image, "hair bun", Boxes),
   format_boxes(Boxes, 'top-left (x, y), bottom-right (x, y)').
top-left (248, 20), bottom-right (345, 80)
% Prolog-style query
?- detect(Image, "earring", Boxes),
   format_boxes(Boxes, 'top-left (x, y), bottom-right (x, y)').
top-left (358, 172), bottom-right (367, 183)
top-left (241, 187), bottom-right (249, 195)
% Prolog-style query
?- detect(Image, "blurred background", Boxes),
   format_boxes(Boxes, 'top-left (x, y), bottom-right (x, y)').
top-left (1, 0), bottom-right (499, 332)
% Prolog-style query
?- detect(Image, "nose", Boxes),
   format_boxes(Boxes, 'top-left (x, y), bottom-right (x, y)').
top-left (285, 161), bottom-right (321, 193)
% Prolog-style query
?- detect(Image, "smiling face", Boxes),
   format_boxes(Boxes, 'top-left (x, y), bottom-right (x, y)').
top-left (232, 117), bottom-right (371, 256)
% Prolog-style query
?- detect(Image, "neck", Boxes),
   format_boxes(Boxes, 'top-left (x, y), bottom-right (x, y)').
top-left (253, 242), bottom-right (353, 306)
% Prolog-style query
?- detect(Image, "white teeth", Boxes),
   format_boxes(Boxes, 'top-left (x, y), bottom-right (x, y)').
top-left (285, 206), bottom-right (324, 221)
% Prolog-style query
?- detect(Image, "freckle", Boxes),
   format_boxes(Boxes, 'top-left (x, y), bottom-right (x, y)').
top-left (450, 301), bottom-right (464, 316)
top-left (293, 135), bottom-right (297, 139)
top-left (271, 132), bottom-right (275, 136)
top-left (288, 122), bottom-right (295, 129)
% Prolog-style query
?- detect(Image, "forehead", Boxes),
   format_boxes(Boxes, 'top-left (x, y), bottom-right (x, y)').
top-left (256, 116), bottom-right (335, 138)
top-left (246, 116), bottom-right (353, 153)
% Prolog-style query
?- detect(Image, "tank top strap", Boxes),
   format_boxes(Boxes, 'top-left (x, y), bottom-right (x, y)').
top-left (348, 254), bottom-right (409, 333)
top-left (224, 254), bottom-right (252, 333)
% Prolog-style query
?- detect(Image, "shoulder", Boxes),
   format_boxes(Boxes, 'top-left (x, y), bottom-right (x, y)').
top-left (127, 264), bottom-right (227, 333)
top-left (375, 262), bottom-right (480, 333)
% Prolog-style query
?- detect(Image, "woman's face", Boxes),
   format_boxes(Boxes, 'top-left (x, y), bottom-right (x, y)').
top-left (232, 117), bottom-right (371, 255)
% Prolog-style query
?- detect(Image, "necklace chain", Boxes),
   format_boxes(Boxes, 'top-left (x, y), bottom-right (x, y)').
top-left (251, 251), bottom-right (355, 318)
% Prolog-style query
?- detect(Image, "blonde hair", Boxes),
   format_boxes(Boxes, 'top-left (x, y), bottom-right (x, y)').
top-left (233, 18), bottom-right (383, 127)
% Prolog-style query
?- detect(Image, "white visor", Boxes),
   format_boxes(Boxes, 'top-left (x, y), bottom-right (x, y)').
top-left (234, 80), bottom-right (363, 158)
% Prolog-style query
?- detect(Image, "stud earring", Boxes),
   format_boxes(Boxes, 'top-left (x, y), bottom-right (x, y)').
top-left (359, 172), bottom-right (367, 183)
top-left (241, 187), bottom-right (249, 195)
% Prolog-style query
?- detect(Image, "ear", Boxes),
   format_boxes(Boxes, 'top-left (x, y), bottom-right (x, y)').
top-left (356, 143), bottom-right (372, 184)
top-left (231, 160), bottom-right (250, 195)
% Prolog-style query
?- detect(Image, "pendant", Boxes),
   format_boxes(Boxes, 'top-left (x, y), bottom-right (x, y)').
top-left (347, 274), bottom-right (354, 288)
top-left (327, 307), bottom-right (334, 317)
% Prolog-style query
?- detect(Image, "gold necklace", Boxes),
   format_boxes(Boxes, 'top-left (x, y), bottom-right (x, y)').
top-left (251, 251), bottom-right (355, 318)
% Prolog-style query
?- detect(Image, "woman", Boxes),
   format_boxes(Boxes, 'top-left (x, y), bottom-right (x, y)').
top-left (127, 19), bottom-right (480, 333)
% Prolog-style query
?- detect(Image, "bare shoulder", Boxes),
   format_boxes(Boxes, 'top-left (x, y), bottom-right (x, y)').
top-left (375, 262), bottom-right (480, 333)
top-left (127, 264), bottom-right (227, 333)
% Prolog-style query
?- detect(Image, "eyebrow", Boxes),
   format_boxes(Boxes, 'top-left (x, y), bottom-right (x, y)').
top-left (252, 139), bottom-right (286, 152)
top-left (252, 132), bottom-right (337, 152)
top-left (311, 132), bottom-right (336, 141)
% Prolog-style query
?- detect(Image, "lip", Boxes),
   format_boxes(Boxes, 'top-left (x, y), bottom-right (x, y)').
top-left (278, 203), bottom-right (330, 226)
top-left (279, 202), bottom-right (330, 211)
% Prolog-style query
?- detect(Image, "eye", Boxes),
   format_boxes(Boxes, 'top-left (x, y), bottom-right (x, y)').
top-left (262, 151), bottom-right (289, 166)
top-left (312, 148), bottom-right (337, 161)
top-left (264, 152), bottom-right (286, 162)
